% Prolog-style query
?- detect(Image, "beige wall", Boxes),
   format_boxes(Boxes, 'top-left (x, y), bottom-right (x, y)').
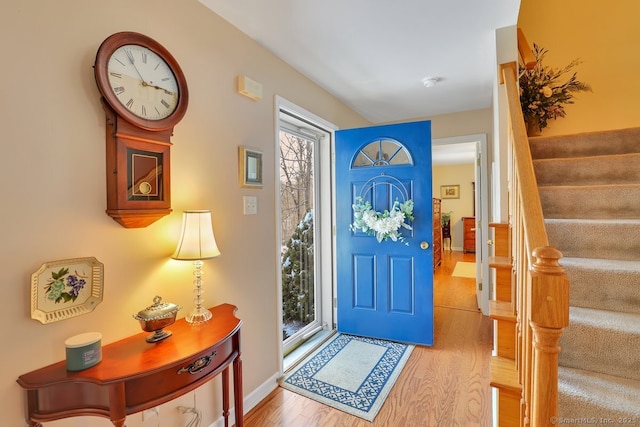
top-left (398, 107), bottom-right (493, 141)
top-left (518, 0), bottom-right (640, 136)
top-left (1, 1), bottom-right (368, 426)
top-left (433, 164), bottom-right (476, 251)
top-left (0, 1), bottom-right (495, 426)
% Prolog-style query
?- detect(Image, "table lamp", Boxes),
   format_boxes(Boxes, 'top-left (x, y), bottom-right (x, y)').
top-left (172, 210), bottom-right (221, 323)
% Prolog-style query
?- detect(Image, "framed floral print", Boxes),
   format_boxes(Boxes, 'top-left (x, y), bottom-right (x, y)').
top-left (30, 257), bottom-right (104, 324)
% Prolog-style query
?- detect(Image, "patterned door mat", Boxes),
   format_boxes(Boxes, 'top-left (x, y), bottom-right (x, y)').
top-left (280, 333), bottom-right (414, 421)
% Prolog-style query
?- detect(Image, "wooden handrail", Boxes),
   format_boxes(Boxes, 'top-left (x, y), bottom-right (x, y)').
top-left (517, 28), bottom-right (537, 70)
top-left (495, 55), bottom-right (571, 426)
top-left (501, 62), bottom-right (548, 259)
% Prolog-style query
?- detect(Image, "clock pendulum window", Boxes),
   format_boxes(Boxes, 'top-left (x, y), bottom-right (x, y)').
top-left (94, 31), bottom-right (189, 228)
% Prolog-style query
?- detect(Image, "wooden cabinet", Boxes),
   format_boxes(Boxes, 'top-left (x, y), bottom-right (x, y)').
top-left (17, 304), bottom-right (243, 427)
top-left (433, 198), bottom-right (442, 268)
top-left (462, 216), bottom-right (476, 253)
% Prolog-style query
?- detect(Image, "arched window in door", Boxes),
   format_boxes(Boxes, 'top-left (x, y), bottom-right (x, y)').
top-left (352, 139), bottom-right (413, 167)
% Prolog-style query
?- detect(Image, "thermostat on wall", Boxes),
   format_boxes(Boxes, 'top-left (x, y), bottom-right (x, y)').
top-left (237, 75), bottom-right (263, 101)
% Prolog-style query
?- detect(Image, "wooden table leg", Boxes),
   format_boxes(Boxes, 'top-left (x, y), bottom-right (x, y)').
top-left (109, 383), bottom-right (126, 427)
top-left (222, 367), bottom-right (230, 427)
top-left (233, 355), bottom-right (243, 427)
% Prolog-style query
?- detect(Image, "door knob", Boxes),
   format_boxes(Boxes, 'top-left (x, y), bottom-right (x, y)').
top-left (420, 241), bottom-right (430, 250)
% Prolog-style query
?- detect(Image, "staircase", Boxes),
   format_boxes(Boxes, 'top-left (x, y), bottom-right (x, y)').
top-left (531, 127), bottom-right (640, 420)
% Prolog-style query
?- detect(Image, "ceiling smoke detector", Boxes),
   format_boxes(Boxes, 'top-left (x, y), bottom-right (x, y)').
top-left (422, 77), bottom-right (439, 88)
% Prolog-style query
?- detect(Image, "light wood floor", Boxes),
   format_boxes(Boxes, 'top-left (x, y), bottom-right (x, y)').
top-left (244, 251), bottom-right (493, 427)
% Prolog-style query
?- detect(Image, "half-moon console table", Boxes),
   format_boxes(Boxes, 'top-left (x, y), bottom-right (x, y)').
top-left (17, 303), bottom-right (243, 427)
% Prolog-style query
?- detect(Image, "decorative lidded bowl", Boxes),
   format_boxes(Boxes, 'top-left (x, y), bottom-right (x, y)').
top-left (133, 296), bottom-right (181, 343)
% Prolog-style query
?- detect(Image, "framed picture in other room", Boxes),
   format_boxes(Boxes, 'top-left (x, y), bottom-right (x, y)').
top-left (440, 184), bottom-right (460, 199)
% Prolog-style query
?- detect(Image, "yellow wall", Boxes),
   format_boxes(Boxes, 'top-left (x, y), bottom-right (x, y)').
top-left (433, 164), bottom-right (476, 250)
top-left (0, 1), bottom-right (494, 425)
top-left (518, 0), bottom-right (640, 136)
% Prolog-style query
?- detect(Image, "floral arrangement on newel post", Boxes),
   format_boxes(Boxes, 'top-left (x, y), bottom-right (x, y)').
top-left (519, 43), bottom-right (591, 135)
top-left (350, 197), bottom-right (414, 244)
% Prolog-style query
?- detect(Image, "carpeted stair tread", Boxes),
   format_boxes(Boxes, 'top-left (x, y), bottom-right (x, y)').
top-left (534, 153), bottom-right (640, 186)
top-left (546, 219), bottom-right (640, 260)
top-left (530, 127), bottom-right (640, 160)
top-left (560, 257), bottom-right (640, 314)
top-left (560, 306), bottom-right (640, 381)
top-left (533, 127), bottom-right (640, 421)
top-left (559, 366), bottom-right (640, 419)
top-left (539, 184), bottom-right (640, 219)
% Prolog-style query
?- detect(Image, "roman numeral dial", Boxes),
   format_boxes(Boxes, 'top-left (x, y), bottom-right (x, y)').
top-left (106, 44), bottom-right (179, 121)
top-left (95, 31), bottom-right (188, 131)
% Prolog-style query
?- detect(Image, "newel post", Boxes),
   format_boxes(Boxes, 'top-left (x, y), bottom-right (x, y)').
top-left (529, 246), bottom-right (570, 426)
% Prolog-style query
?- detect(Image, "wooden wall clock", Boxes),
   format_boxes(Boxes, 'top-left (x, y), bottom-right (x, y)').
top-left (94, 31), bottom-right (189, 228)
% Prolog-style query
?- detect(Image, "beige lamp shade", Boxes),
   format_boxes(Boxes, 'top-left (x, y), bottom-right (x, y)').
top-left (172, 210), bottom-right (221, 260)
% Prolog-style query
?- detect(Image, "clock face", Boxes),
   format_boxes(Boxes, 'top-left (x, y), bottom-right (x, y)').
top-left (107, 44), bottom-right (179, 121)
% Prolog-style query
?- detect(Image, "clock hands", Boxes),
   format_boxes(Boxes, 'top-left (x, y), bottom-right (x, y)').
top-left (141, 81), bottom-right (176, 96)
top-left (123, 50), bottom-right (175, 96)
top-left (124, 49), bottom-right (148, 84)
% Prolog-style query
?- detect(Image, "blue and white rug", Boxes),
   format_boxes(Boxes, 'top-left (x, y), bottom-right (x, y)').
top-left (281, 333), bottom-right (414, 421)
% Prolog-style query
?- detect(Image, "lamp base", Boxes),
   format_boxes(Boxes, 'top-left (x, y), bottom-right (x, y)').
top-left (186, 307), bottom-right (213, 324)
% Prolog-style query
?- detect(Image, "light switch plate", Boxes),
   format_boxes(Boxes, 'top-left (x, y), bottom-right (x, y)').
top-left (243, 196), bottom-right (257, 215)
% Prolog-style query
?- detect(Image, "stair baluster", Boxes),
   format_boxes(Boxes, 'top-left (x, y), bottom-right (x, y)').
top-left (490, 58), bottom-right (571, 426)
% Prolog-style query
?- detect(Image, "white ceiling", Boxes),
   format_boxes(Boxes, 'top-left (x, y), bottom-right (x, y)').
top-left (199, 0), bottom-right (520, 124)
top-left (199, 0), bottom-right (519, 165)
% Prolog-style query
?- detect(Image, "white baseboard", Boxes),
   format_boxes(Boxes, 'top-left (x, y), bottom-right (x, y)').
top-left (208, 371), bottom-right (281, 427)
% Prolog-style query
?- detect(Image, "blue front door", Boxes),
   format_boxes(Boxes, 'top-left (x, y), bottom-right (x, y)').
top-left (335, 121), bottom-right (433, 346)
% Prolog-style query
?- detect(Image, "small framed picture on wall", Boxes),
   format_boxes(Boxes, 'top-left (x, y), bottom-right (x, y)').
top-left (238, 146), bottom-right (263, 188)
top-left (440, 184), bottom-right (460, 199)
